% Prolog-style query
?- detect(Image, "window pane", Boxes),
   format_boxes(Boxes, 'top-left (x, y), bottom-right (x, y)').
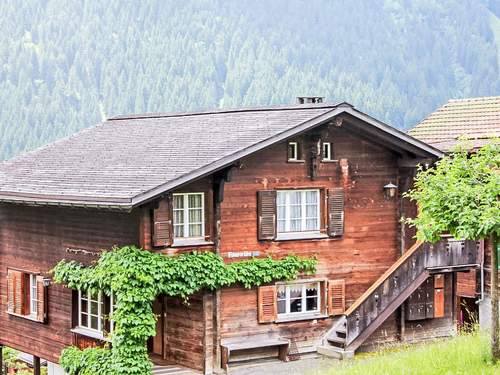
top-left (290, 191), bottom-right (301, 205)
top-left (90, 301), bottom-right (99, 315)
top-left (173, 195), bottom-right (184, 209)
top-left (306, 218), bottom-right (318, 230)
top-left (290, 298), bottom-right (302, 313)
top-left (277, 219), bottom-right (286, 233)
top-left (290, 204), bottom-right (301, 219)
top-left (81, 313), bottom-right (88, 327)
top-left (189, 208), bottom-right (202, 223)
top-left (306, 191), bottom-right (317, 204)
top-left (289, 285), bottom-right (302, 299)
top-left (90, 316), bottom-right (99, 330)
top-left (290, 219), bottom-right (301, 232)
top-left (81, 298), bottom-right (88, 313)
top-left (306, 203), bottom-right (317, 218)
top-left (306, 297), bottom-right (318, 311)
top-left (189, 223), bottom-right (202, 237)
top-left (305, 283), bottom-right (318, 296)
top-left (173, 209), bottom-right (184, 225)
top-left (277, 286), bottom-right (286, 300)
top-left (277, 192), bottom-right (286, 205)
top-left (174, 224), bottom-right (184, 238)
top-left (277, 300), bottom-right (286, 314)
top-left (188, 194), bottom-right (202, 208)
top-left (277, 206), bottom-right (286, 220)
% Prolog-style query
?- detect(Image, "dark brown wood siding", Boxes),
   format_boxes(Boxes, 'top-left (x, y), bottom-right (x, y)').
top-left (0, 204), bottom-right (139, 362)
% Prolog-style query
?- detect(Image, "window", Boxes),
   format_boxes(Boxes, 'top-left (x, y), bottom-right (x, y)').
top-left (277, 190), bottom-right (320, 233)
top-left (6, 269), bottom-right (45, 322)
top-left (78, 290), bottom-right (115, 334)
top-left (29, 274), bottom-right (38, 316)
top-left (277, 282), bottom-right (320, 316)
top-left (173, 193), bottom-right (204, 238)
top-left (323, 142), bottom-right (332, 161)
top-left (287, 142), bottom-right (299, 161)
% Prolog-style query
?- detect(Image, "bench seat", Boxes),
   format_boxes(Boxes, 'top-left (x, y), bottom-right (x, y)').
top-left (221, 338), bottom-right (289, 370)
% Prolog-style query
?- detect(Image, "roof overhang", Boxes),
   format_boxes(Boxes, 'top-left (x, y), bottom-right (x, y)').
top-left (0, 105), bottom-right (443, 209)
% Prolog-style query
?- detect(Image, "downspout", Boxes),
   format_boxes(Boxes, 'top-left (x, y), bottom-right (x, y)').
top-left (476, 239), bottom-right (485, 304)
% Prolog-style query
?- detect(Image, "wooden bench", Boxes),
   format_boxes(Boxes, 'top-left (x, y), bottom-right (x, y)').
top-left (221, 338), bottom-right (290, 370)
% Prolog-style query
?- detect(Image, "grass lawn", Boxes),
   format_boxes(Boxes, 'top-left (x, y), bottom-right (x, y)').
top-left (323, 332), bottom-right (500, 375)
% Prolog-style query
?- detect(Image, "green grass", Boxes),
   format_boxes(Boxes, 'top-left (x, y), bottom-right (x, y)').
top-left (323, 332), bottom-right (500, 375)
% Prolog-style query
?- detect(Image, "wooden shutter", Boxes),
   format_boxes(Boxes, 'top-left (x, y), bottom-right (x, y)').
top-left (257, 190), bottom-right (276, 240)
top-left (327, 188), bottom-right (344, 237)
top-left (153, 197), bottom-right (172, 247)
top-left (7, 269), bottom-right (25, 315)
top-left (328, 279), bottom-right (345, 315)
top-left (36, 275), bottom-right (46, 323)
top-left (258, 285), bottom-right (277, 323)
top-left (6, 270), bottom-right (15, 313)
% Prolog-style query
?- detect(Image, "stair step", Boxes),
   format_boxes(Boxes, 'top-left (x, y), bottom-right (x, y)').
top-left (327, 336), bottom-right (346, 348)
top-left (335, 330), bottom-right (346, 338)
top-left (317, 345), bottom-right (354, 360)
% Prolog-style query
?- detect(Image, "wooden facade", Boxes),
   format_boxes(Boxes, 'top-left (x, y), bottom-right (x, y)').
top-left (0, 115), bottom-right (476, 373)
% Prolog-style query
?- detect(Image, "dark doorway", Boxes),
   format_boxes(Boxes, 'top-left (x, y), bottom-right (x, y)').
top-left (148, 296), bottom-right (165, 359)
top-left (457, 296), bottom-right (478, 332)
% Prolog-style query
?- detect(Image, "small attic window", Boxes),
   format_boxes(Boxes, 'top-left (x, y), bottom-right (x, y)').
top-left (287, 142), bottom-right (299, 161)
top-left (323, 142), bottom-right (333, 161)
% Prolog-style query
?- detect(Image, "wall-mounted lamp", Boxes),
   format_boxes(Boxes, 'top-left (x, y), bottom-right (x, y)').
top-left (383, 182), bottom-right (398, 199)
top-left (42, 277), bottom-right (52, 287)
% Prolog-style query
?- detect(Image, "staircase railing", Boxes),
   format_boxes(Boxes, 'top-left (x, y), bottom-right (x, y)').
top-left (335, 238), bottom-right (480, 351)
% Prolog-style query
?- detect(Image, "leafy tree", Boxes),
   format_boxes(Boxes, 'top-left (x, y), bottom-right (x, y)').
top-left (407, 142), bottom-right (500, 359)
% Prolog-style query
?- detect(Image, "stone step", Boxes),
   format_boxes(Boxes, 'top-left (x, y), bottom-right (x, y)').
top-left (326, 336), bottom-right (346, 347)
top-left (152, 365), bottom-right (200, 375)
top-left (317, 345), bottom-right (354, 360)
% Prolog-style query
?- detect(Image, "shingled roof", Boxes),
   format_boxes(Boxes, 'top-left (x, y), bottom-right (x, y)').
top-left (409, 96), bottom-right (500, 151)
top-left (0, 102), bottom-right (441, 209)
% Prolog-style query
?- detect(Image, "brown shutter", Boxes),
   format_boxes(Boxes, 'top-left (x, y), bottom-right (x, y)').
top-left (6, 270), bottom-right (15, 313)
top-left (11, 270), bottom-right (25, 315)
top-left (328, 279), bottom-right (345, 315)
top-left (153, 197), bottom-right (172, 247)
top-left (257, 190), bottom-right (276, 240)
top-left (258, 285), bottom-right (277, 323)
top-left (327, 188), bottom-right (344, 237)
top-left (36, 275), bottom-right (46, 323)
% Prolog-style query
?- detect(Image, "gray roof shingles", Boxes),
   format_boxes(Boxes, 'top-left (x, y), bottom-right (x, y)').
top-left (0, 102), bottom-right (441, 208)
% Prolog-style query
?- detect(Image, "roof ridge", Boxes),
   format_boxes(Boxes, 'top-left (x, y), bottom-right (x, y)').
top-left (107, 102), bottom-right (348, 121)
top-left (447, 96), bottom-right (500, 103)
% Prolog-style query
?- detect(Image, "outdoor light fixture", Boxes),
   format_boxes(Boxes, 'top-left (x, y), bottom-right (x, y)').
top-left (42, 277), bottom-right (52, 287)
top-left (383, 182), bottom-right (398, 199)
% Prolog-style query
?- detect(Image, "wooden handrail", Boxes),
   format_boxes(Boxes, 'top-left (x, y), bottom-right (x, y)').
top-left (344, 241), bottom-right (423, 316)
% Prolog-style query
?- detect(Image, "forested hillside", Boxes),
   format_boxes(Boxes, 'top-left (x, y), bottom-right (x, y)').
top-left (0, 0), bottom-right (499, 161)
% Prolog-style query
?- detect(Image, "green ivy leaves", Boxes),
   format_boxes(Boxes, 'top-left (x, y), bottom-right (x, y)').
top-left (53, 246), bottom-right (316, 374)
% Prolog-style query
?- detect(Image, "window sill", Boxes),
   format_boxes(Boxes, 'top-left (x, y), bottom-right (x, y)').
top-left (321, 159), bottom-right (338, 163)
top-left (275, 232), bottom-right (329, 241)
top-left (275, 312), bottom-right (328, 323)
top-left (171, 238), bottom-right (214, 247)
top-left (6, 311), bottom-right (42, 323)
top-left (287, 159), bottom-right (305, 163)
top-left (71, 327), bottom-right (111, 342)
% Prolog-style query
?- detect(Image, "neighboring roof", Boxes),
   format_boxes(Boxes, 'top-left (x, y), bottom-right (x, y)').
top-left (409, 96), bottom-right (500, 151)
top-left (0, 102), bottom-right (442, 209)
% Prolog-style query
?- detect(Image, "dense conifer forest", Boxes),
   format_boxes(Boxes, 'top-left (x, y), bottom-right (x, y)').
top-left (0, 0), bottom-right (499, 160)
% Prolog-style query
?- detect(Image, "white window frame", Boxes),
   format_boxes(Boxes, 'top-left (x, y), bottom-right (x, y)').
top-left (277, 282), bottom-right (321, 317)
top-left (172, 192), bottom-right (205, 239)
top-left (29, 274), bottom-right (38, 316)
top-left (276, 189), bottom-right (321, 234)
top-left (323, 142), bottom-right (332, 161)
top-left (78, 290), bottom-right (115, 334)
top-left (287, 142), bottom-right (299, 161)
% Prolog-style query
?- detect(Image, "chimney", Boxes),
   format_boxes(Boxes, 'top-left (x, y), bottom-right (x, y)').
top-left (297, 96), bottom-right (325, 104)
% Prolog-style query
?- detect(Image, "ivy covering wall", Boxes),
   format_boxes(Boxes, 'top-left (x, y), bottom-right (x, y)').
top-left (53, 246), bottom-right (316, 374)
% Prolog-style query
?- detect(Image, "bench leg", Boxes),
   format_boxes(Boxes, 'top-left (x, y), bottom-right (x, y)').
top-left (278, 345), bottom-right (288, 362)
top-left (221, 347), bottom-right (229, 371)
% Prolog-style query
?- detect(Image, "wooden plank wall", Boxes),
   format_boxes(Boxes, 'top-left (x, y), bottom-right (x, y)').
top-left (0, 204), bottom-right (139, 362)
top-left (164, 294), bottom-right (205, 371)
top-left (218, 124), bottom-right (455, 358)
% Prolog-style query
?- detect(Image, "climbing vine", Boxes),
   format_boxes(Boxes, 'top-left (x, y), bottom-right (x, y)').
top-left (53, 246), bottom-right (316, 374)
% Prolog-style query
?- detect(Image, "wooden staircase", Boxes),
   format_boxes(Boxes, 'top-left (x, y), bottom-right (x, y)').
top-left (318, 239), bottom-right (480, 359)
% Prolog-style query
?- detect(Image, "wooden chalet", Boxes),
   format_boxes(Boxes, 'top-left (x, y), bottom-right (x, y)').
top-left (0, 98), bottom-right (482, 374)
top-left (410, 96), bottom-right (500, 332)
